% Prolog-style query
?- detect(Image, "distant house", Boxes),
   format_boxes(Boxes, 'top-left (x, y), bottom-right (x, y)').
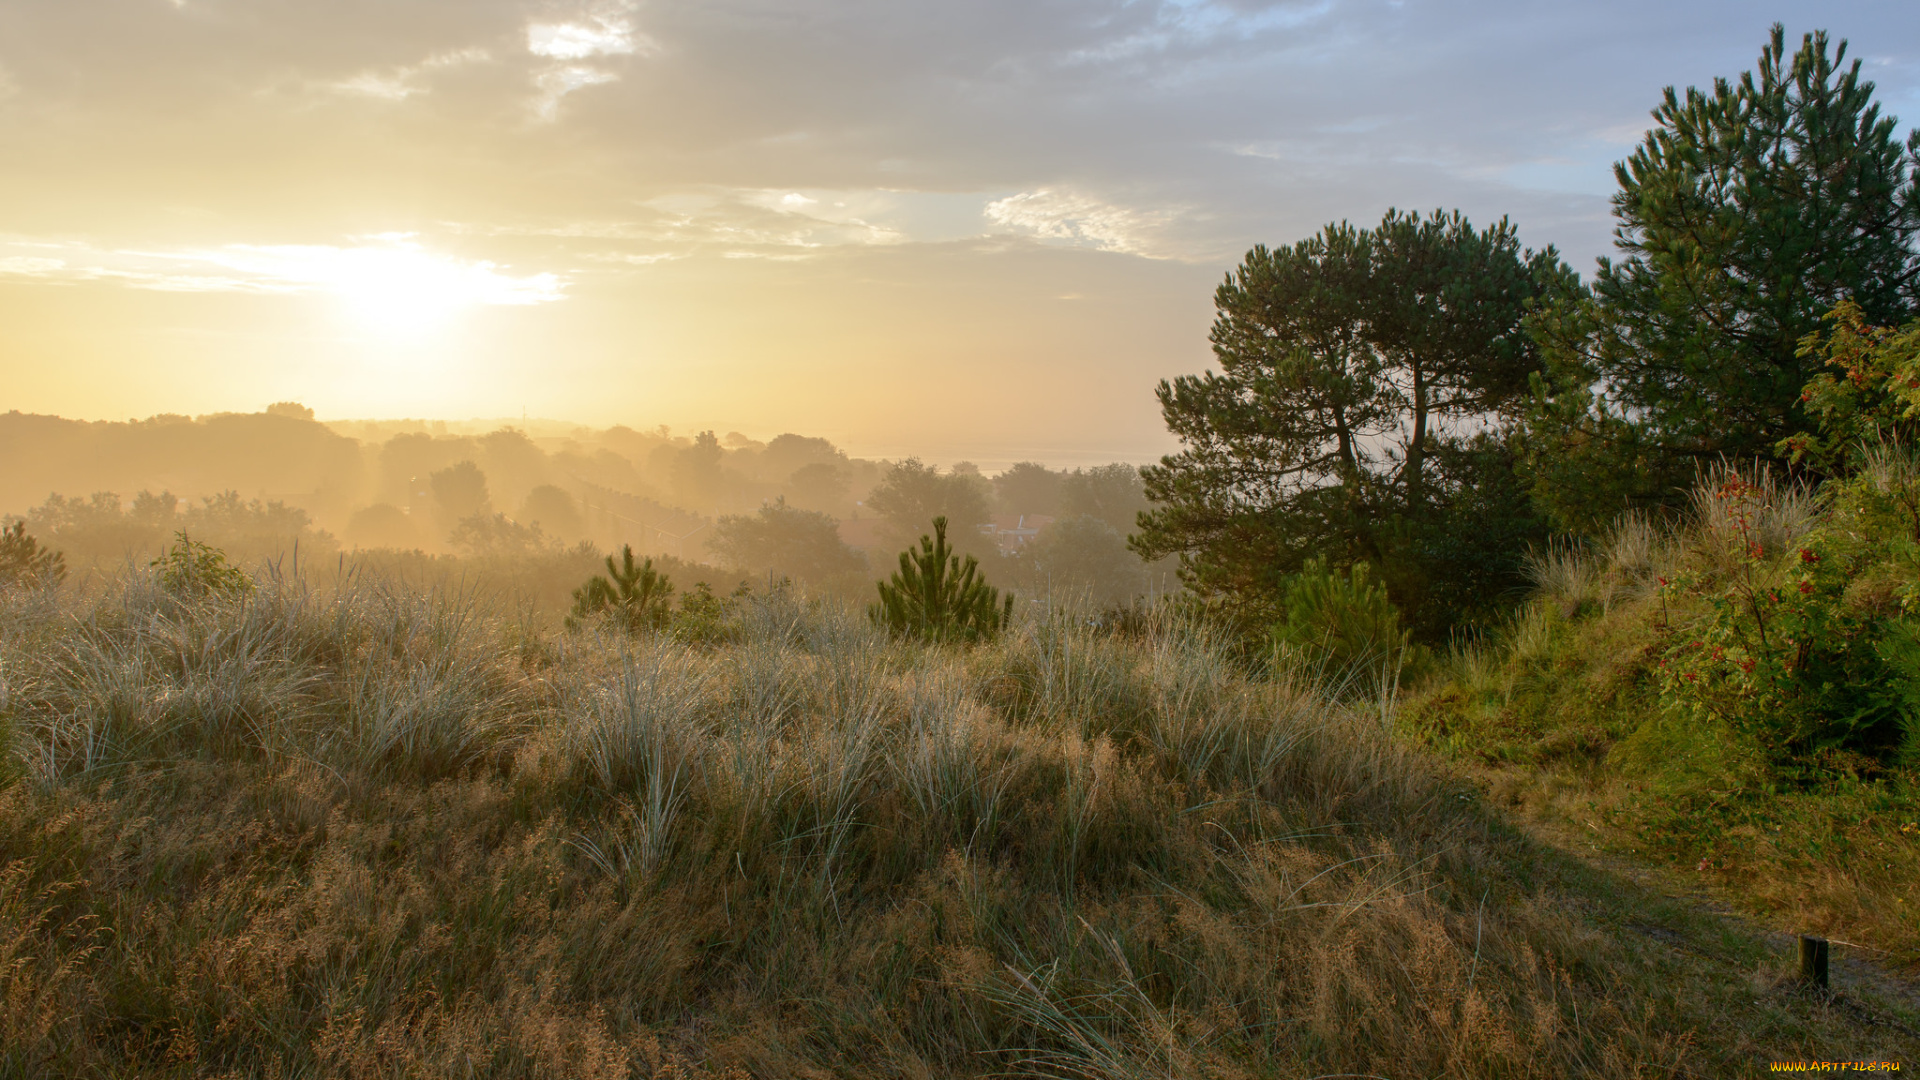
top-left (982, 514), bottom-right (1053, 553)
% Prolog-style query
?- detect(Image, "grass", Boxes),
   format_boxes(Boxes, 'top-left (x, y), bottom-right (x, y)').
top-left (0, 563), bottom-right (1914, 1077)
top-left (1404, 466), bottom-right (1920, 972)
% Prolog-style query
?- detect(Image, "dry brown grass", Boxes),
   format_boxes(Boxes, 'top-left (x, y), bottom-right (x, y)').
top-left (0, 568), bottom-right (1908, 1077)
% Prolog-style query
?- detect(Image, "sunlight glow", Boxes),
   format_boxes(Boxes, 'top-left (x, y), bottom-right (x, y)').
top-left (190, 238), bottom-right (564, 335)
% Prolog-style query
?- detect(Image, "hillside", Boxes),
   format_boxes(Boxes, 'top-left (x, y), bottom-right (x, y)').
top-left (1405, 461), bottom-right (1920, 989)
top-left (0, 561), bottom-right (1914, 1076)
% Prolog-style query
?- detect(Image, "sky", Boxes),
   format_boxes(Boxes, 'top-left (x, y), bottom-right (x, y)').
top-left (1, 1), bottom-right (1916, 467)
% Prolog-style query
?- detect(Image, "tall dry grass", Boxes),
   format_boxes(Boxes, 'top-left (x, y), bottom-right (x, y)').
top-left (0, 561), bottom-right (1857, 1076)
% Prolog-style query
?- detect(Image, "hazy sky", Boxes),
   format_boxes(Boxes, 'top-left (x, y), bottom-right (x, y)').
top-left (1, 1), bottom-right (1915, 466)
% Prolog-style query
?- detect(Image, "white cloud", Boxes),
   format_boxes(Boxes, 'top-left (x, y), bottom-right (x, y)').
top-left (425, 47), bottom-right (492, 69)
top-left (518, 191), bottom-right (911, 253)
top-left (182, 240), bottom-right (563, 305)
top-left (528, 18), bottom-right (650, 60)
top-left (0, 256), bottom-right (66, 277)
top-left (984, 190), bottom-right (1183, 258)
top-left (587, 252), bottom-right (683, 265)
top-left (522, 3), bottom-right (658, 119)
top-left (1060, 0), bottom-right (1335, 66)
top-left (1593, 121), bottom-right (1651, 147)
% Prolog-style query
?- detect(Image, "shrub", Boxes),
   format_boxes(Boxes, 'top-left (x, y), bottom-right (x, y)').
top-left (872, 517), bottom-right (1013, 644)
top-left (0, 523), bottom-right (65, 589)
top-left (151, 532), bottom-right (251, 598)
top-left (707, 498), bottom-right (866, 588)
top-left (1655, 461), bottom-right (1920, 766)
top-left (1270, 558), bottom-right (1418, 687)
top-left (671, 581), bottom-right (746, 646)
top-left (568, 546), bottom-right (675, 633)
top-left (1023, 514), bottom-right (1144, 607)
top-left (1782, 301), bottom-right (1920, 471)
top-left (24, 490), bottom-right (332, 571)
top-left (866, 460), bottom-right (994, 548)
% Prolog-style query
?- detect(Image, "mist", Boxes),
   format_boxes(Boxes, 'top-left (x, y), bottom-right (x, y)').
top-left (0, 404), bottom-right (1176, 612)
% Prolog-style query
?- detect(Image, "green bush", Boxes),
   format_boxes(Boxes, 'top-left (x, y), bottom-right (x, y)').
top-left (872, 516), bottom-right (1012, 644)
top-left (1270, 558), bottom-right (1419, 687)
top-left (1655, 465), bottom-right (1920, 767)
top-left (568, 546), bottom-right (675, 634)
top-left (671, 580), bottom-right (746, 646)
top-left (151, 531), bottom-right (251, 597)
top-left (1782, 301), bottom-right (1920, 472)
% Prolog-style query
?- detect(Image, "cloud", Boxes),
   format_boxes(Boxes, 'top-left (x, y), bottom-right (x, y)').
top-left (0, 256), bottom-right (66, 277)
top-left (522, 2), bottom-right (658, 118)
top-left (0, 0), bottom-right (1913, 276)
top-left (984, 190), bottom-right (1187, 259)
top-left (532, 65), bottom-right (619, 119)
top-left (327, 47), bottom-right (491, 101)
top-left (332, 72), bottom-right (417, 101)
top-left (527, 17), bottom-right (653, 60)
top-left (586, 251), bottom-right (683, 265)
top-left (446, 189), bottom-right (919, 257)
top-left (1058, 0), bottom-right (1334, 67)
top-left (0, 236), bottom-right (563, 306)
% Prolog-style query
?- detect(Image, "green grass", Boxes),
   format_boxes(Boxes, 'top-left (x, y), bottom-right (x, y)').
top-left (0, 565), bottom-right (1913, 1077)
top-left (1404, 473), bottom-right (1920, 970)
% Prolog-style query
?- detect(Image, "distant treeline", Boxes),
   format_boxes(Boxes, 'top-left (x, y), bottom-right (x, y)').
top-left (1, 403), bottom-right (1179, 609)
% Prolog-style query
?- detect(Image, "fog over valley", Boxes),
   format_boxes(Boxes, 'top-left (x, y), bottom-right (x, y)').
top-left (0, 405), bottom-right (1175, 610)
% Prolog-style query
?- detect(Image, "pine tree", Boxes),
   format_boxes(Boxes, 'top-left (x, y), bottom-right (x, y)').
top-left (1134, 208), bottom-right (1571, 625)
top-left (1526, 25), bottom-right (1920, 532)
top-left (1270, 559), bottom-right (1415, 682)
top-left (0, 522), bottom-right (66, 589)
top-left (568, 545), bottom-right (675, 633)
top-left (871, 517), bottom-right (1013, 643)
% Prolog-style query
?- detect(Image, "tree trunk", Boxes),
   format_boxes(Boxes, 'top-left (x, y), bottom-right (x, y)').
top-left (1406, 361), bottom-right (1428, 509)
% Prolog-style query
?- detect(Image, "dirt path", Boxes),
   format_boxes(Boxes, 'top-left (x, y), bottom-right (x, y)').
top-left (1514, 807), bottom-right (1920, 1059)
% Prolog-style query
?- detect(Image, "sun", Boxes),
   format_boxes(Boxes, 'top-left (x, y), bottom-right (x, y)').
top-left (324, 239), bottom-right (561, 337)
top-left (334, 245), bottom-right (484, 335)
top-left (195, 235), bottom-right (563, 339)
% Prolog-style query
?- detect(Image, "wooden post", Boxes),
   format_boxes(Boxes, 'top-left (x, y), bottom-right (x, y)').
top-left (1798, 935), bottom-right (1829, 989)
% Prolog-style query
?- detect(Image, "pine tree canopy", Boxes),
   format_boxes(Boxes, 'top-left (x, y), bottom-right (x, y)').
top-left (1525, 24), bottom-right (1920, 532)
top-left (1132, 208), bottom-right (1572, 621)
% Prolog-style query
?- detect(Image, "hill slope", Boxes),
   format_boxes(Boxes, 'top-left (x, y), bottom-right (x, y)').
top-left (0, 571), bottom-right (1914, 1076)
